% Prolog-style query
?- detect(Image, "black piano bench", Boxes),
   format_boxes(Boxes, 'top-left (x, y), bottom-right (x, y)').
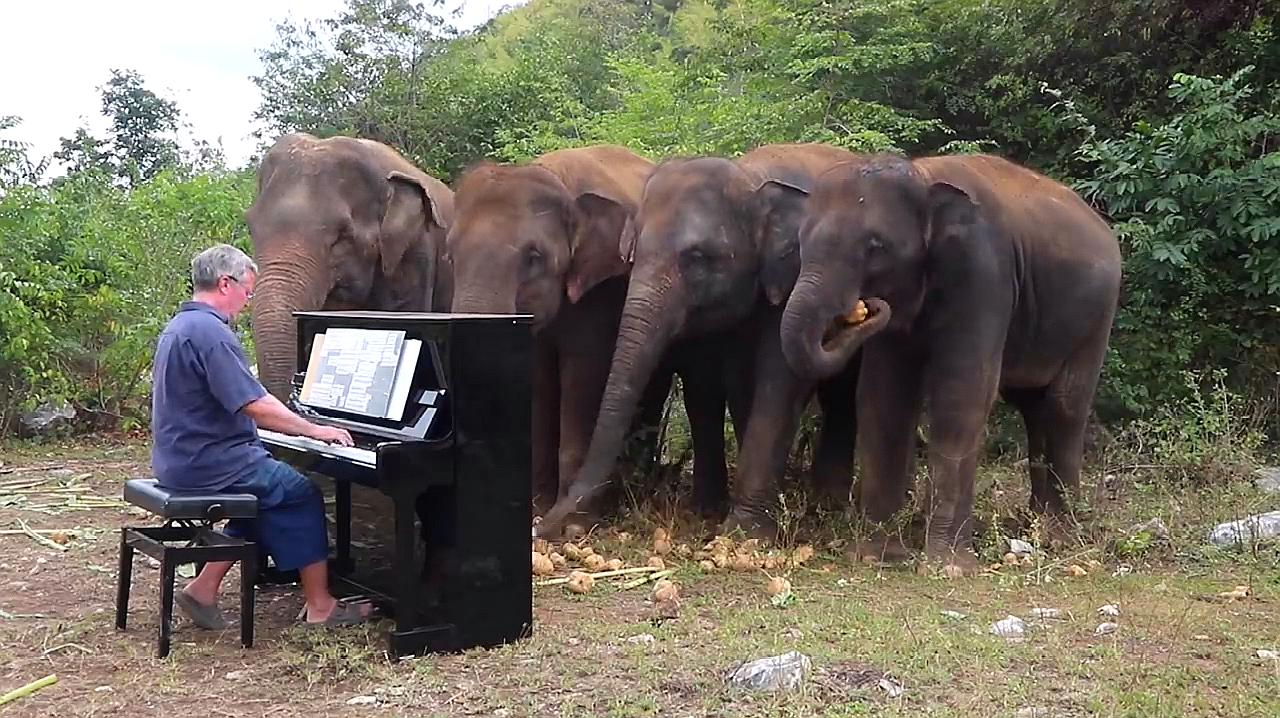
top-left (115, 478), bottom-right (259, 658)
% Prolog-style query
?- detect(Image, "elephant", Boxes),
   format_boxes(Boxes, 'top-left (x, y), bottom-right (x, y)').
top-left (444, 144), bottom-right (703, 515)
top-left (246, 133), bottom-right (454, 401)
top-left (535, 143), bottom-right (868, 541)
top-left (779, 153), bottom-right (1122, 572)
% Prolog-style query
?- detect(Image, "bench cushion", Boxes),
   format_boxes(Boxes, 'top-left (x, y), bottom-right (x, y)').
top-left (124, 478), bottom-right (258, 520)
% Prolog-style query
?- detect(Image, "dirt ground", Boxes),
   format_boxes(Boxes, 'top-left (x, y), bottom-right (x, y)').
top-left (2, 435), bottom-right (1279, 717)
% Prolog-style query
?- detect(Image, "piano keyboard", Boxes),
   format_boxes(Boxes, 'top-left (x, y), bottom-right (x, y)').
top-left (258, 429), bottom-right (378, 467)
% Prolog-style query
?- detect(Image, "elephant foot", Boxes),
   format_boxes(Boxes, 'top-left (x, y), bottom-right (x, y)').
top-left (533, 499), bottom-right (600, 541)
top-left (848, 530), bottom-right (910, 565)
top-left (719, 509), bottom-right (778, 543)
top-left (919, 539), bottom-right (980, 578)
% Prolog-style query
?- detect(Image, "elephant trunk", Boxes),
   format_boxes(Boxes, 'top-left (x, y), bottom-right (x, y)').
top-left (251, 250), bottom-right (328, 401)
top-left (536, 274), bottom-right (679, 537)
top-left (780, 273), bottom-right (891, 381)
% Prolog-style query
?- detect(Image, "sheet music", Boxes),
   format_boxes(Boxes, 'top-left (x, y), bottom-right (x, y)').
top-left (384, 338), bottom-right (421, 421)
top-left (298, 327), bottom-right (406, 418)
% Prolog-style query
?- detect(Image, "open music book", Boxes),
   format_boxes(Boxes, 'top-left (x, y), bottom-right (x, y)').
top-left (297, 327), bottom-right (421, 421)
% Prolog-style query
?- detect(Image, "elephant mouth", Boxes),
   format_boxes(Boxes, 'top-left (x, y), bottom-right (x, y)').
top-left (821, 298), bottom-right (891, 351)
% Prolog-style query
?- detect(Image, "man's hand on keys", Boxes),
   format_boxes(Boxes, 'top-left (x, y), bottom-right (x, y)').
top-left (309, 424), bottom-right (355, 447)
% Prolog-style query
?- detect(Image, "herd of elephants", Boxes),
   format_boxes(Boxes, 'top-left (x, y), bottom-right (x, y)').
top-left (244, 134), bottom-right (1121, 573)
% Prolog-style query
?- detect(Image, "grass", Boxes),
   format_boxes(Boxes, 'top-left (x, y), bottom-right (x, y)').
top-left (2, 407), bottom-right (1279, 717)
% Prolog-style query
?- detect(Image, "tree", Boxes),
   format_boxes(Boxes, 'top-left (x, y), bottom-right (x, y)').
top-left (0, 116), bottom-right (49, 189)
top-left (99, 69), bottom-right (183, 185)
top-left (54, 127), bottom-right (114, 178)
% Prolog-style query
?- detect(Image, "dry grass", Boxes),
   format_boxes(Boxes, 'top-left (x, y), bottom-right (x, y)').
top-left (2, 433), bottom-right (1279, 717)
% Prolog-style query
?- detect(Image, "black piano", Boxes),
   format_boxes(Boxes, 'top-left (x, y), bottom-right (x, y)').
top-left (257, 310), bottom-right (533, 657)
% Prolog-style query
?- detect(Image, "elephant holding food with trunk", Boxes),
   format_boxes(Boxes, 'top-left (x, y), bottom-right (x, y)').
top-left (780, 153), bottom-right (1122, 573)
top-left (246, 133), bottom-right (454, 401)
top-left (536, 143), bottom-right (869, 541)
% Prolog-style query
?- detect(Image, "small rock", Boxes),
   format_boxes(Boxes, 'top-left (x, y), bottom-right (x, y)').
top-left (1095, 622), bottom-right (1119, 636)
top-left (1008, 538), bottom-right (1034, 556)
top-left (1098, 604), bottom-right (1121, 617)
top-left (1193, 634), bottom-right (1211, 641)
top-left (940, 610), bottom-right (967, 620)
top-left (877, 677), bottom-right (905, 698)
top-left (1254, 467), bottom-right (1280, 494)
top-left (1030, 608), bottom-right (1062, 620)
top-left (94, 686), bottom-right (113, 693)
top-left (990, 615), bottom-right (1027, 640)
top-left (224, 670), bottom-right (247, 680)
top-left (1256, 649), bottom-right (1279, 660)
top-left (145, 556), bottom-right (161, 570)
top-left (626, 633), bottom-right (656, 644)
top-left (494, 709), bottom-right (512, 718)
top-left (1112, 564), bottom-right (1133, 577)
top-left (567, 637), bottom-right (581, 646)
top-left (1126, 517), bottom-right (1171, 543)
top-left (727, 651), bottom-right (812, 692)
top-left (1015, 708), bottom-right (1049, 718)
top-left (346, 695), bottom-right (378, 706)
top-left (1064, 564), bottom-right (1088, 577)
top-left (783, 627), bottom-right (804, 639)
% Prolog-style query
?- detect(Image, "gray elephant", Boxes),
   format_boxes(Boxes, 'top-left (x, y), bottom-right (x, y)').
top-left (536, 143), bottom-right (868, 540)
top-left (445, 145), bottom-right (715, 516)
top-left (780, 154), bottom-right (1122, 573)
top-left (246, 133), bottom-right (454, 400)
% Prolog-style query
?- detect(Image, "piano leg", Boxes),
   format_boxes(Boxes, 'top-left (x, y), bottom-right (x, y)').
top-left (387, 489), bottom-right (457, 657)
top-left (335, 480), bottom-right (353, 575)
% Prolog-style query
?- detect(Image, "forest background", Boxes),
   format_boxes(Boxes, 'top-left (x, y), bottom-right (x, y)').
top-left (1, 0), bottom-right (1277, 469)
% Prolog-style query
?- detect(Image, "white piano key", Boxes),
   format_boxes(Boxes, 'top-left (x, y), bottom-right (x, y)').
top-left (258, 428), bottom-right (377, 467)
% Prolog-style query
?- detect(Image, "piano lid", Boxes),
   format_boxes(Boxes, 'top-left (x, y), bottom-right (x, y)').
top-left (291, 310), bottom-right (534, 322)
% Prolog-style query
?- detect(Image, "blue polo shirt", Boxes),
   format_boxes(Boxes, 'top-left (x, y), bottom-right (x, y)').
top-left (150, 301), bottom-right (270, 492)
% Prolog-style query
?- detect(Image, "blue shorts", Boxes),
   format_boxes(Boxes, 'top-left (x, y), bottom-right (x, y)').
top-left (221, 458), bottom-right (328, 571)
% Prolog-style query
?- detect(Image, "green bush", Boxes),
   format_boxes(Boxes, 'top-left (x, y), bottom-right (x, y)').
top-left (1056, 67), bottom-right (1280, 421)
top-left (0, 169), bottom-right (255, 433)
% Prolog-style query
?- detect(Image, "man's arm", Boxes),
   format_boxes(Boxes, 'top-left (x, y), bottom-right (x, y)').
top-left (242, 393), bottom-right (354, 446)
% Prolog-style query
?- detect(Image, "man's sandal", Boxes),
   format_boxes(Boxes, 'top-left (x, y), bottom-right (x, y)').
top-left (296, 598), bottom-right (375, 627)
top-left (176, 590), bottom-right (228, 630)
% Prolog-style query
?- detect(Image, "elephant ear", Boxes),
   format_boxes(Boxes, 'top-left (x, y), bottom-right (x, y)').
top-left (924, 181), bottom-right (978, 248)
top-left (566, 191), bottom-right (635, 304)
top-left (379, 170), bottom-right (447, 281)
top-left (754, 178), bottom-right (812, 305)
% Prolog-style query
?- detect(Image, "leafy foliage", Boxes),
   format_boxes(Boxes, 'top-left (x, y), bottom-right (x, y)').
top-left (1057, 66), bottom-right (1280, 417)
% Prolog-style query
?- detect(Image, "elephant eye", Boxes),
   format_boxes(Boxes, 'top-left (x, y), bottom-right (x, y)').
top-left (523, 246), bottom-right (547, 273)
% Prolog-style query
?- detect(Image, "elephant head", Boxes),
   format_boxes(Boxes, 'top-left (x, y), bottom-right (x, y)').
top-left (536, 155), bottom-right (818, 536)
top-left (445, 146), bottom-right (651, 331)
top-left (781, 155), bottom-right (977, 380)
top-left (245, 133), bottom-right (453, 400)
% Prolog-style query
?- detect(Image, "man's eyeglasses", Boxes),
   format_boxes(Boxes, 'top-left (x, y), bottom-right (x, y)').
top-left (224, 275), bottom-right (254, 300)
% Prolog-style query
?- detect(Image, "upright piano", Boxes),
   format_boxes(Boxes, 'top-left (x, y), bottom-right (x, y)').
top-left (257, 310), bottom-right (533, 657)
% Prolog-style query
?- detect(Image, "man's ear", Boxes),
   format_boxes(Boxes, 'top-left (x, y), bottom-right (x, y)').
top-left (924, 181), bottom-right (977, 247)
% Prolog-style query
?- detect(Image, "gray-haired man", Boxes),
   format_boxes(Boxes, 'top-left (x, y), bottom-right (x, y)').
top-left (150, 243), bottom-right (372, 628)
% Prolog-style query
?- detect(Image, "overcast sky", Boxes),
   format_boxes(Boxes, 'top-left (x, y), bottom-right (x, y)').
top-left (2, 1), bottom-right (524, 170)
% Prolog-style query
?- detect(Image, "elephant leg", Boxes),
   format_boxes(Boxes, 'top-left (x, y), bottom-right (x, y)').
top-left (1034, 332), bottom-right (1109, 544)
top-left (554, 330), bottom-right (618, 535)
top-left (531, 336), bottom-right (561, 516)
top-left (850, 336), bottom-right (923, 564)
top-left (722, 306), bottom-right (814, 541)
top-left (679, 357), bottom-right (730, 519)
top-left (1001, 386), bottom-right (1051, 511)
top-left (627, 362), bottom-right (676, 484)
top-left (919, 356), bottom-right (1002, 574)
top-left (811, 354), bottom-right (860, 507)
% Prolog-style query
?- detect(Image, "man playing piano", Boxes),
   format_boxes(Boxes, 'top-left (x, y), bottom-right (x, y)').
top-left (150, 243), bottom-right (374, 628)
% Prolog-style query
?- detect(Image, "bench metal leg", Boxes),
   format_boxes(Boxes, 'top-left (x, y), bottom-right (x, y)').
top-left (240, 550), bottom-right (256, 648)
top-left (116, 528), bottom-right (134, 630)
top-left (158, 556), bottom-right (177, 658)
